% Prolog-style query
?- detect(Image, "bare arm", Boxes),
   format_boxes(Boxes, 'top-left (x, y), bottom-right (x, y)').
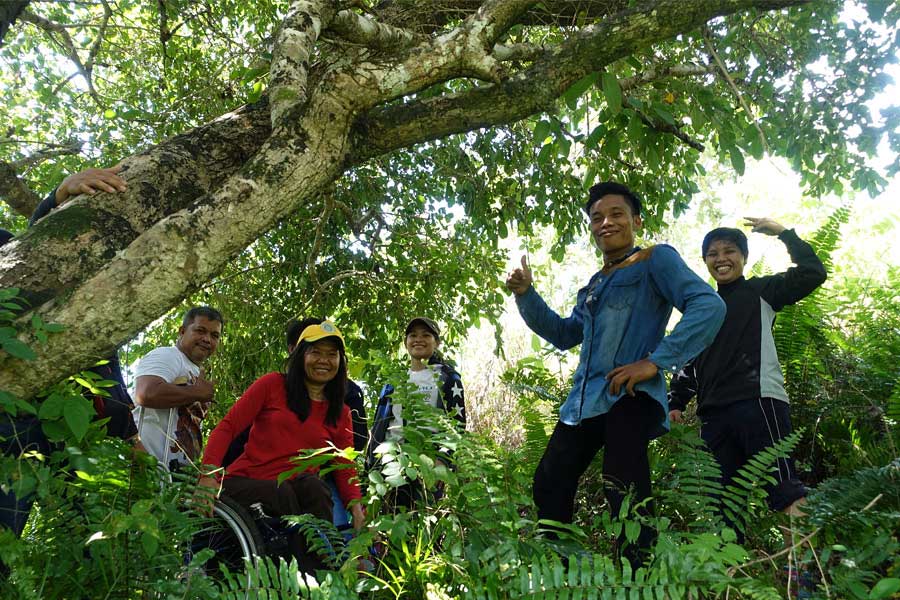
top-left (134, 374), bottom-right (214, 409)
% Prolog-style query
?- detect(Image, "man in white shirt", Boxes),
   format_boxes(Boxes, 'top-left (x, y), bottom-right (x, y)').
top-left (133, 306), bottom-right (223, 471)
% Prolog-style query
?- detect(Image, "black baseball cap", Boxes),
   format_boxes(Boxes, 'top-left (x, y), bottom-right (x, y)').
top-left (405, 317), bottom-right (440, 339)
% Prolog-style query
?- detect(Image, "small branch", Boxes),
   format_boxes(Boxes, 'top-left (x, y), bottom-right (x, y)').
top-left (19, 8), bottom-right (102, 104)
top-left (306, 194), bottom-right (336, 289)
top-left (11, 140), bottom-right (83, 171)
top-left (619, 63), bottom-right (718, 92)
top-left (302, 269), bottom-right (373, 313)
top-left (332, 199), bottom-right (384, 235)
top-left (85, 0), bottom-right (112, 72)
top-left (632, 104), bottom-right (705, 152)
top-left (327, 8), bottom-right (425, 50)
top-left (0, 161), bottom-right (42, 217)
top-left (0, 140), bottom-right (82, 217)
top-left (703, 26), bottom-right (769, 154)
top-left (492, 41), bottom-right (545, 62)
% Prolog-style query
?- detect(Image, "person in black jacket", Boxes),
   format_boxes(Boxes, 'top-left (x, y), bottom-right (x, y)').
top-left (669, 217), bottom-right (827, 522)
top-left (367, 317), bottom-right (465, 510)
top-left (2, 167), bottom-right (139, 545)
top-left (28, 165), bottom-right (140, 445)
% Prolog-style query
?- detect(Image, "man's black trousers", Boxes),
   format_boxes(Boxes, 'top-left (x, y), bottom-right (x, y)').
top-left (533, 393), bottom-right (658, 563)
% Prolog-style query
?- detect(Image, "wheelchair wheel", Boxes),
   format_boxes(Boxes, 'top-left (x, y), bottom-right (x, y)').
top-left (191, 495), bottom-right (265, 580)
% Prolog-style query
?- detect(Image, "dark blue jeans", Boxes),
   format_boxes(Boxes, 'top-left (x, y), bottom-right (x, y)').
top-left (1, 415), bottom-right (52, 536)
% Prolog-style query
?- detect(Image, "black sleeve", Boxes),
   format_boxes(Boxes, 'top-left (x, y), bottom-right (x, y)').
top-left (667, 363), bottom-right (697, 412)
top-left (441, 366), bottom-right (466, 427)
top-left (365, 384), bottom-right (393, 471)
top-left (759, 229), bottom-right (827, 311)
top-left (28, 189), bottom-right (58, 227)
top-left (345, 380), bottom-right (369, 453)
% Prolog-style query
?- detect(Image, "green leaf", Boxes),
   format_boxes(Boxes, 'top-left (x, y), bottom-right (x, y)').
top-left (729, 147), bottom-right (745, 175)
top-left (563, 73), bottom-right (598, 109)
top-left (870, 578), bottom-right (900, 599)
top-left (652, 105), bottom-right (676, 126)
top-left (141, 532), bottom-right (159, 558)
top-left (43, 323), bottom-right (65, 333)
top-left (601, 72), bottom-right (622, 114)
top-left (63, 398), bottom-right (92, 442)
top-left (2, 338), bottom-right (37, 360)
top-left (103, 108), bottom-right (116, 119)
top-left (533, 120), bottom-right (551, 146)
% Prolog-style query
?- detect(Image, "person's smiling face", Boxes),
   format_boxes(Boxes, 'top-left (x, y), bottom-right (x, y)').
top-left (588, 194), bottom-right (641, 257)
top-left (176, 315), bottom-right (222, 365)
top-left (405, 324), bottom-right (438, 362)
top-left (705, 239), bottom-right (746, 285)
top-left (303, 338), bottom-right (341, 386)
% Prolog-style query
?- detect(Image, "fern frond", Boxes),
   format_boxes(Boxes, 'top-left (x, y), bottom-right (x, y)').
top-left (284, 513), bottom-right (348, 569)
top-left (720, 430), bottom-right (803, 534)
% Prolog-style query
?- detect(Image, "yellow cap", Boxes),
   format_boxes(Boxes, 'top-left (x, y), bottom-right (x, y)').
top-left (297, 320), bottom-right (344, 348)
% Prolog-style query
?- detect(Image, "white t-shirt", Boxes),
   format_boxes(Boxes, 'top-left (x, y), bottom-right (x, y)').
top-left (133, 346), bottom-right (203, 469)
top-left (387, 366), bottom-right (441, 439)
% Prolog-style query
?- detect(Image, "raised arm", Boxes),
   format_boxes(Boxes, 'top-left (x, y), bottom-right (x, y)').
top-left (508, 255), bottom-right (584, 350)
top-left (745, 218), bottom-right (827, 310)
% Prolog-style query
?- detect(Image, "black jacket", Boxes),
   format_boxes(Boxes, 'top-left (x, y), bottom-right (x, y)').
top-left (366, 363), bottom-right (465, 470)
top-left (669, 229), bottom-right (826, 414)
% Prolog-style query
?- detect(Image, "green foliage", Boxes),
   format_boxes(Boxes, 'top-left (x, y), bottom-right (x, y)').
top-left (217, 556), bottom-right (358, 599)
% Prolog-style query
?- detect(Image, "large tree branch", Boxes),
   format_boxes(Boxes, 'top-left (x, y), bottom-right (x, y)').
top-left (373, 0), bottom-right (628, 34)
top-left (0, 101), bottom-right (271, 306)
top-left (467, 0), bottom-right (537, 46)
top-left (0, 88), bottom-right (359, 399)
top-left (327, 8), bottom-right (426, 50)
top-left (269, 0), bottom-right (334, 126)
top-left (351, 0), bottom-right (806, 160)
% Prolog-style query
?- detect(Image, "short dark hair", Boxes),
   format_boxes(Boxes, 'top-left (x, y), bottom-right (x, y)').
top-left (182, 306), bottom-right (224, 329)
top-left (285, 317), bottom-right (325, 350)
top-left (702, 228), bottom-right (749, 259)
top-left (585, 181), bottom-right (642, 216)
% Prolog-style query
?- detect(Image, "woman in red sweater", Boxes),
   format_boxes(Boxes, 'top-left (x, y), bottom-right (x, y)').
top-left (199, 320), bottom-right (365, 572)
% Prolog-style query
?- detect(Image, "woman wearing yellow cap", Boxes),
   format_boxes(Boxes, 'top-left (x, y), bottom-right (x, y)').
top-left (199, 319), bottom-right (364, 573)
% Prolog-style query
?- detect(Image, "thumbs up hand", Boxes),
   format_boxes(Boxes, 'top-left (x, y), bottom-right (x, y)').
top-left (505, 255), bottom-right (534, 296)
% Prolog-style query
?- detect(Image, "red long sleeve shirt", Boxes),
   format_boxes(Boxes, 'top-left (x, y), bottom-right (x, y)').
top-left (202, 372), bottom-right (361, 505)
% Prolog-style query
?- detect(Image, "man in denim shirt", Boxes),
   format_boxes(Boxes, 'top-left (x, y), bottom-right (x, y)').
top-left (506, 181), bottom-right (725, 565)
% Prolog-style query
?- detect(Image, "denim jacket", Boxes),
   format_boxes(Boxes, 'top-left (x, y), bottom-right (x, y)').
top-left (516, 245), bottom-right (724, 437)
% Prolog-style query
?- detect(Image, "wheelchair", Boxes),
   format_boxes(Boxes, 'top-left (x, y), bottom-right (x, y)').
top-left (188, 480), bottom-right (353, 582)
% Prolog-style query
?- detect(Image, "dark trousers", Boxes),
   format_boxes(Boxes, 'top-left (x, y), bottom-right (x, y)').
top-left (1, 416), bottom-right (52, 537)
top-left (223, 474), bottom-right (334, 574)
top-left (533, 394), bottom-right (657, 565)
top-left (700, 397), bottom-right (807, 513)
